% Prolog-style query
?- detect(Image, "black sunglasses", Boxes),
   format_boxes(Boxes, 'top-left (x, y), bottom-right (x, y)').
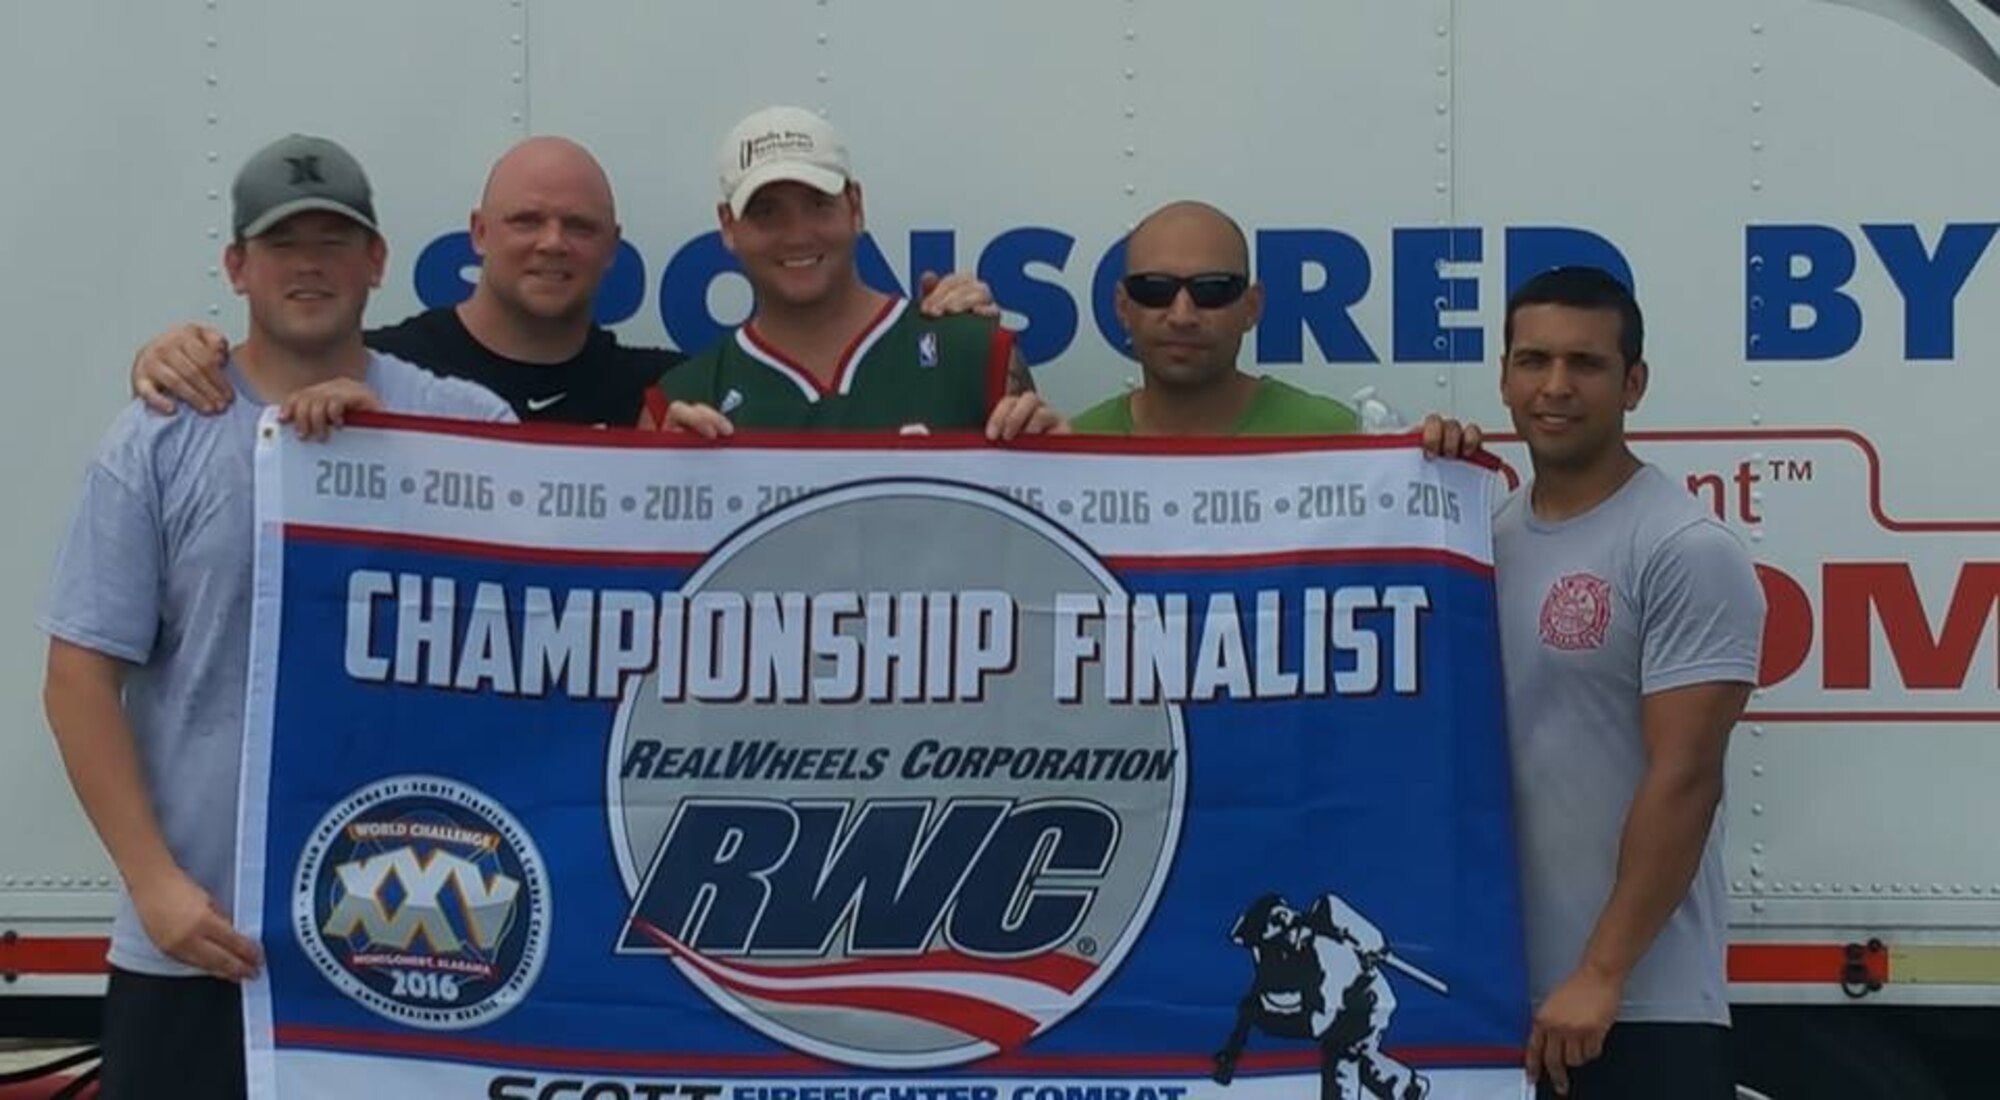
top-left (1121, 271), bottom-right (1250, 309)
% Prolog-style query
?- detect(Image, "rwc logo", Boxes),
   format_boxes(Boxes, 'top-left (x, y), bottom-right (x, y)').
top-left (294, 775), bottom-right (551, 1030)
top-left (605, 481), bottom-right (1186, 1069)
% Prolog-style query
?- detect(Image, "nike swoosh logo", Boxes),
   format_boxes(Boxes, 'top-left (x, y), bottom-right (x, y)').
top-left (526, 392), bottom-right (569, 412)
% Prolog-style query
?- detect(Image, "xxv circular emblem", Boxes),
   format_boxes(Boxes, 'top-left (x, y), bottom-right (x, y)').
top-left (294, 775), bottom-right (550, 1030)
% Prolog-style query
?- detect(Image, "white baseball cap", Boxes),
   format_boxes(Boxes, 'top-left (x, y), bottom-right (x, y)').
top-left (718, 105), bottom-right (851, 217)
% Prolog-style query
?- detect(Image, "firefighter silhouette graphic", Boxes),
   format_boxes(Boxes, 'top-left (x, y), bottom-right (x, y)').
top-left (1213, 892), bottom-right (1446, 1100)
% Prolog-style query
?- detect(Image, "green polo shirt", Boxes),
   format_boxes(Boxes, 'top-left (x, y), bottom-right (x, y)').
top-left (1071, 376), bottom-right (1360, 435)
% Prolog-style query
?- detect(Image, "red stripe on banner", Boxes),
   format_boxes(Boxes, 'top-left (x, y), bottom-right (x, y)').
top-left (631, 921), bottom-right (1044, 1048)
top-left (983, 1045), bottom-right (1523, 1072)
top-left (272, 1027), bottom-right (829, 1072)
top-left (728, 981), bottom-right (1041, 1050)
top-left (1744, 710), bottom-right (2000, 723)
top-left (284, 524), bottom-right (706, 568)
top-left (1102, 546), bottom-right (1494, 576)
top-left (284, 529), bottom-right (1491, 575)
top-left (702, 945), bottom-right (1097, 993)
top-left (328, 409), bottom-right (1504, 460)
top-left (271, 1025), bottom-right (1521, 1073)
top-left (0, 935), bottom-right (107, 976)
top-left (1729, 943), bottom-right (1888, 985)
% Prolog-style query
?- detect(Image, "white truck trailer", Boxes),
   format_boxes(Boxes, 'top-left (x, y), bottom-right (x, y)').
top-left (3, 2), bottom-right (1998, 1095)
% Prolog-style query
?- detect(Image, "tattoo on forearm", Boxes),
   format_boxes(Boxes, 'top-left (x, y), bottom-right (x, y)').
top-left (1006, 352), bottom-right (1036, 395)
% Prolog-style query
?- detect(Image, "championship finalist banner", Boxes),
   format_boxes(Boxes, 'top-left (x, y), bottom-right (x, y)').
top-left (237, 415), bottom-right (1530, 1100)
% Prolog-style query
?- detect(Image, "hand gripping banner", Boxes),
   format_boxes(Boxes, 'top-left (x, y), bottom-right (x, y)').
top-left (237, 414), bottom-right (1529, 1100)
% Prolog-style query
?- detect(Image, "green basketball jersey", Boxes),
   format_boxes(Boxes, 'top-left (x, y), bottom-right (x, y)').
top-left (650, 298), bottom-right (1008, 431)
top-left (1071, 376), bottom-right (1360, 435)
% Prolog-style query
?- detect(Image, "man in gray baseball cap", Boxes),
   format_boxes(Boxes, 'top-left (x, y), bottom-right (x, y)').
top-left (231, 132), bottom-right (381, 240)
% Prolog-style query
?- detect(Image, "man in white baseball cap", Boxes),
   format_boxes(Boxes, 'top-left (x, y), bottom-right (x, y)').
top-left (645, 105), bottom-right (1062, 439)
top-left (719, 104), bottom-right (852, 219)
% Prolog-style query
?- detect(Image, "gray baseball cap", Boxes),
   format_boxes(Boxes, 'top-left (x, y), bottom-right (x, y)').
top-left (232, 134), bottom-right (379, 239)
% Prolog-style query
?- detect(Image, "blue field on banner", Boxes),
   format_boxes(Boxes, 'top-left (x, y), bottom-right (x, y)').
top-left (239, 420), bottom-right (1529, 1100)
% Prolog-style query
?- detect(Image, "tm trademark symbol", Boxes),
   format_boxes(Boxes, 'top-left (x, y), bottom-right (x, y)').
top-left (1075, 936), bottom-right (1098, 958)
top-left (1766, 458), bottom-right (1814, 483)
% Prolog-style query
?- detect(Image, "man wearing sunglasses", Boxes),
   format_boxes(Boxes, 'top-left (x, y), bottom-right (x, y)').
top-left (1073, 201), bottom-right (1359, 436)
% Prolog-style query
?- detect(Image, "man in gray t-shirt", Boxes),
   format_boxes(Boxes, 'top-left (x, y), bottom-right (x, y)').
top-left (39, 134), bottom-right (513, 1100)
top-left (1492, 267), bottom-right (1763, 1100)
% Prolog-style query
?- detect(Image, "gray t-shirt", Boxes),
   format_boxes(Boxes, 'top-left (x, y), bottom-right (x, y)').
top-left (1494, 463), bottom-right (1763, 1025)
top-left (39, 352), bottom-right (513, 976)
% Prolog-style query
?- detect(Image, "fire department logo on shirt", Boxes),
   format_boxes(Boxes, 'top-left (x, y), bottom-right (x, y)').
top-left (1539, 572), bottom-right (1612, 650)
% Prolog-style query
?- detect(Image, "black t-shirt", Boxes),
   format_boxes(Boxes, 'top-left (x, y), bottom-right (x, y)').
top-left (364, 307), bottom-right (683, 426)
